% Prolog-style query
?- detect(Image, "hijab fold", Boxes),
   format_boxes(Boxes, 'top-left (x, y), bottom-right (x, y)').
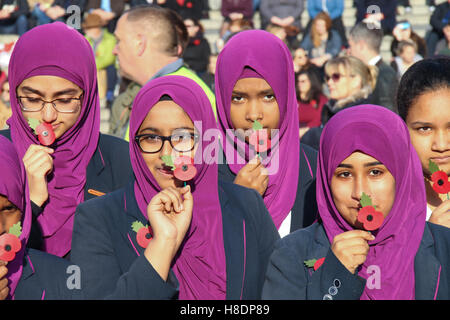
top-left (7, 22), bottom-right (100, 257)
top-left (129, 75), bottom-right (226, 300)
top-left (215, 30), bottom-right (300, 229)
top-left (317, 105), bottom-right (426, 300)
top-left (0, 136), bottom-right (32, 299)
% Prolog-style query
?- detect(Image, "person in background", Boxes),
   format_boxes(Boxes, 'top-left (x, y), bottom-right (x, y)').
top-left (397, 57), bottom-right (450, 228)
top-left (40, 0), bottom-right (86, 25)
top-left (348, 21), bottom-right (398, 112)
top-left (200, 53), bottom-right (217, 92)
top-left (215, 17), bottom-right (252, 52)
top-left (292, 47), bottom-right (322, 80)
top-left (306, 0), bottom-right (347, 48)
top-left (355, 0), bottom-right (398, 35)
top-left (426, 0), bottom-right (450, 57)
top-left (82, 13), bottom-right (117, 106)
top-left (435, 21), bottom-right (450, 56)
top-left (0, 0), bottom-right (28, 36)
top-left (183, 18), bottom-right (210, 77)
top-left (0, 77), bottom-right (10, 129)
top-left (219, 0), bottom-right (253, 37)
top-left (161, 0), bottom-right (205, 21)
top-left (300, 11), bottom-right (342, 69)
top-left (85, 0), bottom-right (125, 32)
top-left (391, 20), bottom-right (427, 59)
top-left (296, 68), bottom-right (328, 138)
top-left (391, 40), bottom-right (423, 79)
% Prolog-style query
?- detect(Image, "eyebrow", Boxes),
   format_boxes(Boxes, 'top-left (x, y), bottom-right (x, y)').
top-left (337, 161), bottom-right (384, 168)
top-left (139, 126), bottom-right (195, 134)
top-left (232, 89), bottom-right (275, 96)
top-left (20, 86), bottom-right (81, 97)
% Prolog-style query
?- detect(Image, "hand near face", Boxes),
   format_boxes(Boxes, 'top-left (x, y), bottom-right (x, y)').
top-left (331, 230), bottom-right (374, 274)
top-left (0, 261), bottom-right (9, 300)
top-left (429, 199), bottom-right (450, 228)
top-left (22, 145), bottom-right (54, 207)
top-left (234, 156), bottom-right (269, 196)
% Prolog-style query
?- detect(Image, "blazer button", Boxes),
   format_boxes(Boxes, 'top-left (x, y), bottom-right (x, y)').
top-left (323, 294), bottom-right (333, 300)
top-left (329, 286), bottom-right (338, 296)
top-left (333, 279), bottom-right (341, 288)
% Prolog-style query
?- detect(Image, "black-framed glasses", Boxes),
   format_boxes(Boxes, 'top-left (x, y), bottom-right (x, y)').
top-left (135, 130), bottom-right (200, 154)
top-left (17, 93), bottom-right (84, 113)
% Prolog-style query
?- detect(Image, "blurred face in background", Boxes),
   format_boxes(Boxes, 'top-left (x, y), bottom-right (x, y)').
top-left (400, 45), bottom-right (416, 64)
top-left (314, 18), bottom-right (328, 36)
top-left (1, 82), bottom-right (9, 104)
top-left (184, 19), bottom-right (199, 38)
top-left (325, 64), bottom-right (362, 101)
top-left (297, 73), bottom-right (311, 96)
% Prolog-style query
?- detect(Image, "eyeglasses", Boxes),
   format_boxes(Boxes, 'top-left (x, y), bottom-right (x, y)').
top-left (325, 73), bottom-right (353, 83)
top-left (135, 130), bottom-right (200, 154)
top-left (18, 94), bottom-right (84, 113)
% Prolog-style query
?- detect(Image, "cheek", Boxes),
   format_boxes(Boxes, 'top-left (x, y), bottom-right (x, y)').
top-left (330, 178), bottom-right (352, 210)
top-left (229, 104), bottom-right (246, 129)
top-left (409, 130), bottom-right (431, 168)
top-left (372, 177), bottom-right (396, 217)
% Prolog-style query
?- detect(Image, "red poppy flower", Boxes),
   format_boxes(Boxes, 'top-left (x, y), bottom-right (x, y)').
top-left (249, 130), bottom-right (271, 153)
top-left (431, 171), bottom-right (450, 194)
top-left (193, 39), bottom-right (201, 46)
top-left (176, 0), bottom-right (185, 6)
top-left (313, 257), bottom-right (325, 271)
top-left (132, 221), bottom-right (152, 249)
top-left (357, 206), bottom-right (384, 231)
top-left (36, 122), bottom-right (56, 146)
top-left (0, 233), bottom-right (22, 262)
top-left (174, 156), bottom-right (197, 182)
top-left (186, 1), bottom-right (193, 8)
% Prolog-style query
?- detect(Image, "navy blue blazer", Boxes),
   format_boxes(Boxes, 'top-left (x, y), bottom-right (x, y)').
top-left (0, 129), bottom-right (134, 251)
top-left (14, 248), bottom-right (83, 300)
top-left (262, 222), bottom-right (450, 300)
top-left (71, 180), bottom-right (280, 300)
top-left (218, 143), bottom-right (318, 232)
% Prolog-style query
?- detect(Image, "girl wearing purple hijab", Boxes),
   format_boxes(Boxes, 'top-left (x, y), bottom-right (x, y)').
top-left (71, 75), bottom-right (279, 299)
top-left (0, 135), bottom-right (82, 300)
top-left (263, 105), bottom-right (450, 300)
top-left (216, 29), bottom-right (318, 237)
top-left (0, 22), bottom-right (133, 258)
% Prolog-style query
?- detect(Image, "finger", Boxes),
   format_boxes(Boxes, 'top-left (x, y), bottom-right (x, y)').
top-left (162, 188), bottom-right (183, 213)
top-left (432, 200), bottom-right (450, 216)
top-left (0, 266), bottom-right (7, 278)
top-left (0, 260), bottom-right (7, 267)
top-left (0, 286), bottom-right (9, 300)
top-left (334, 230), bottom-right (375, 242)
top-left (179, 185), bottom-right (193, 213)
top-left (243, 156), bottom-right (262, 172)
top-left (23, 145), bottom-right (54, 162)
top-left (0, 277), bottom-right (8, 290)
top-left (26, 157), bottom-right (53, 177)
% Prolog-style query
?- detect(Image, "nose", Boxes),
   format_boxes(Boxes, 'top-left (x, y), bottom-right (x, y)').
top-left (41, 102), bottom-right (58, 123)
top-left (245, 98), bottom-right (263, 123)
top-left (159, 138), bottom-right (174, 159)
top-left (431, 129), bottom-right (450, 152)
top-left (351, 175), bottom-right (367, 204)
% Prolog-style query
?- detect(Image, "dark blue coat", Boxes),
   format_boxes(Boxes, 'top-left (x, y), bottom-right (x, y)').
top-left (14, 248), bottom-right (83, 300)
top-left (71, 180), bottom-right (280, 300)
top-left (262, 222), bottom-right (450, 300)
top-left (0, 130), bottom-right (134, 252)
top-left (218, 143), bottom-right (318, 232)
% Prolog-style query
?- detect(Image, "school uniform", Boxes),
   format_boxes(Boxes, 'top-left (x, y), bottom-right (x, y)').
top-left (14, 249), bottom-right (83, 300)
top-left (0, 129), bottom-right (134, 252)
top-left (218, 143), bottom-right (318, 233)
top-left (71, 180), bottom-right (280, 299)
top-left (262, 222), bottom-right (450, 300)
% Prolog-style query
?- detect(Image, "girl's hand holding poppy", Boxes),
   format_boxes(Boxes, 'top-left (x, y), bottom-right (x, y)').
top-left (22, 144), bottom-right (54, 207)
top-left (234, 156), bottom-right (269, 196)
top-left (429, 199), bottom-right (450, 228)
top-left (0, 260), bottom-right (8, 300)
top-left (331, 230), bottom-right (375, 274)
top-left (144, 186), bottom-right (193, 280)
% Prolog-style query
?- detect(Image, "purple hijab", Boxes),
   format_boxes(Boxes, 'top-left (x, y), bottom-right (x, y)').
top-left (129, 75), bottom-right (226, 300)
top-left (317, 105), bottom-right (426, 300)
top-left (0, 136), bottom-right (32, 299)
top-left (7, 22), bottom-right (100, 257)
top-left (215, 30), bottom-right (300, 229)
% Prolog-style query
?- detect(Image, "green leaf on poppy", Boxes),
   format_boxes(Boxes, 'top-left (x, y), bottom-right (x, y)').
top-left (429, 160), bottom-right (440, 174)
top-left (27, 118), bottom-right (40, 132)
top-left (360, 192), bottom-right (373, 208)
top-left (131, 221), bottom-right (146, 233)
top-left (9, 222), bottom-right (22, 237)
top-left (161, 155), bottom-right (175, 170)
top-left (252, 120), bottom-right (263, 131)
top-left (304, 259), bottom-right (317, 268)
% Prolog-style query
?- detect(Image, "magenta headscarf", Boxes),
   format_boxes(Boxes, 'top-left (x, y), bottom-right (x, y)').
top-left (129, 75), bottom-right (226, 300)
top-left (7, 22), bottom-right (100, 257)
top-left (317, 104), bottom-right (426, 300)
top-left (215, 30), bottom-right (300, 229)
top-left (0, 136), bottom-right (32, 299)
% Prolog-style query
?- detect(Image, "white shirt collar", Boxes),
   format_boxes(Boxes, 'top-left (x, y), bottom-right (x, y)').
top-left (368, 55), bottom-right (382, 66)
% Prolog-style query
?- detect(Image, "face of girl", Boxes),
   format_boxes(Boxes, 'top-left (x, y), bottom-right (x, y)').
top-left (0, 195), bottom-right (21, 237)
top-left (406, 88), bottom-right (450, 177)
top-left (330, 152), bottom-right (396, 229)
top-left (230, 77), bottom-right (280, 142)
top-left (315, 19), bottom-right (327, 35)
top-left (138, 100), bottom-right (198, 190)
top-left (293, 48), bottom-right (308, 68)
top-left (17, 75), bottom-right (83, 140)
top-left (400, 45), bottom-right (416, 64)
top-left (297, 74), bottom-right (311, 95)
top-left (326, 64), bottom-right (361, 101)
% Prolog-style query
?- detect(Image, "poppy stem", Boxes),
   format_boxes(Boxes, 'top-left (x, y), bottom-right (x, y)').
top-left (447, 192), bottom-right (449, 200)
top-left (184, 181), bottom-right (187, 187)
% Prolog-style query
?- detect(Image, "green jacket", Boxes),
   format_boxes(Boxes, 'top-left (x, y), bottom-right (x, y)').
top-left (85, 29), bottom-right (117, 70)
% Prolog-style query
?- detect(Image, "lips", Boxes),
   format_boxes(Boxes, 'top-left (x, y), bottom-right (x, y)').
top-left (157, 166), bottom-right (174, 177)
top-left (430, 156), bottom-right (450, 164)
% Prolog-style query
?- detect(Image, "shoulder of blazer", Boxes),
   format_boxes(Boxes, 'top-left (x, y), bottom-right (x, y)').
top-left (299, 143), bottom-right (318, 182)
top-left (218, 180), bottom-right (263, 219)
top-left (0, 128), bottom-right (11, 140)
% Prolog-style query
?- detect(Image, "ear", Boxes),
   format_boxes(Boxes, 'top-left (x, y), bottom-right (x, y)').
top-left (136, 34), bottom-right (147, 57)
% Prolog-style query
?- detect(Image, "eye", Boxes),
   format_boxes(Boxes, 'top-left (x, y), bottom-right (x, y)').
top-left (56, 98), bottom-right (74, 104)
top-left (417, 126), bottom-right (432, 133)
top-left (369, 169), bottom-right (383, 176)
top-left (231, 95), bottom-right (245, 103)
top-left (143, 134), bottom-right (161, 142)
top-left (263, 94), bottom-right (275, 102)
top-left (336, 171), bottom-right (351, 178)
top-left (26, 97), bottom-right (42, 103)
top-left (1, 204), bottom-right (18, 213)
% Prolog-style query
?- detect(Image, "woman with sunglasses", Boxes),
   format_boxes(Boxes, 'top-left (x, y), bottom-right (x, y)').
top-left (301, 55), bottom-right (377, 150)
top-left (0, 22), bottom-right (133, 259)
top-left (71, 75), bottom-right (279, 299)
